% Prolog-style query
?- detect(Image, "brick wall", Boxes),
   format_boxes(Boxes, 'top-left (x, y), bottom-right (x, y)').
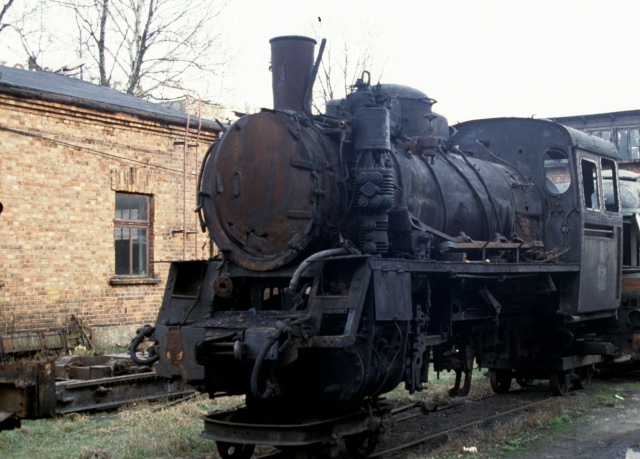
top-left (0, 93), bottom-right (218, 333)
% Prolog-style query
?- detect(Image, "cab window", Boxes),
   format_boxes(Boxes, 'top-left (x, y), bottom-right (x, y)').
top-left (581, 159), bottom-right (600, 210)
top-left (601, 158), bottom-right (619, 213)
top-left (543, 149), bottom-right (571, 194)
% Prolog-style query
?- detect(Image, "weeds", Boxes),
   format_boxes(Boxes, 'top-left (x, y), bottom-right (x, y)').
top-left (502, 438), bottom-right (522, 452)
top-left (0, 394), bottom-right (244, 459)
top-left (548, 413), bottom-right (572, 426)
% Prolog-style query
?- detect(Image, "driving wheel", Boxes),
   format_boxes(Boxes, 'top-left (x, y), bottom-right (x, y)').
top-left (216, 441), bottom-right (256, 459)
top-left (344, 430), bottom-right (378, 458)
top-left (549, 371), bottom-right (570, 396)
top-left (489, 369), bottom-right (512, 394)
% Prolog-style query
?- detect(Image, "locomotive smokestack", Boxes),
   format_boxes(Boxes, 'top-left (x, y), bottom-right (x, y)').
top-left (270, 36), bottom-right (317, 114)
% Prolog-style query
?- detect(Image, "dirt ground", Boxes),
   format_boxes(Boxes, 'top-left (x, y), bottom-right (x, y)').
top-left (510, 376), bottom-right (640, 459)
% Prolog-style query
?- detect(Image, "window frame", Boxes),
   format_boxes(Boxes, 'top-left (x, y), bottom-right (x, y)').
top-left (112, 193), bottom-right (155, 283)
top-left (601, 158), bottom-right (620, 214)
top-left (580, 158), bottom-right (601, 211)
top-left (542, 149), bottom-right (572, 195)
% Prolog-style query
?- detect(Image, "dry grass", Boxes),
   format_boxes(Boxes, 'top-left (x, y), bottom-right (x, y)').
top-left (0, 393), bottom-right (245, 459)
top-left (382, 367), bottom-right (494, 407)
top-left (406, 385), bottom-right (580, 459)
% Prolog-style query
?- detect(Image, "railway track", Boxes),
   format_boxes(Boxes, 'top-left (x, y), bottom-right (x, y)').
top-left (371, 391), bottom-right (555, 458)
top-left (346, 369), bottom-right (640, 458)
top-left (247, 387), bottom-right (558, 459)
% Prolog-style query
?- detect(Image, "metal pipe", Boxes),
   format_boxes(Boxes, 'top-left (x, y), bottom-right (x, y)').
top-left (183, 93), bottom-right (190, 260)
top-left (270, 36), bottom-right (317, 112)
top-left (303, 38), bottom-right (327, 115)
top-left (288, 247), bottom-right (349, 293)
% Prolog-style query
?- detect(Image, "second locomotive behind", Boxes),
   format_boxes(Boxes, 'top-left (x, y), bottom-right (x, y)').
top-left (141, 35), bottom-right (639, 456)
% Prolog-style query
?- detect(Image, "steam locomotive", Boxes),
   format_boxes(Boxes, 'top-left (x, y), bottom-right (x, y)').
top-left (136, 36), bottom-right (640, 457)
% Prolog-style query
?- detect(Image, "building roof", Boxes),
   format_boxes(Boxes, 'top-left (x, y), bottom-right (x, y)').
top-left (0, 64), bottom-right (221, 132)
top-left (551, 109), bottom-right (640, 129)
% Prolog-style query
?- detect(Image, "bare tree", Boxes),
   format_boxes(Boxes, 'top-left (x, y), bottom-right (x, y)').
top-left (47, 0), bottom-right (228, 99)
top-left (1, 0), bottom-right (228, 96)
top-left (312, 29), bottom-right (387, 112)
top-left (0, 0), bottom-right (16, 35)
top-left (0, 1), bottom-right (63, 70)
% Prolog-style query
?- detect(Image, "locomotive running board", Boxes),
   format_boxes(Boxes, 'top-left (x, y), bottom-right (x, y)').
top-left (492, 354), bottom-right (603, 373)
top-left (529, 354), bottom-right (603, 372)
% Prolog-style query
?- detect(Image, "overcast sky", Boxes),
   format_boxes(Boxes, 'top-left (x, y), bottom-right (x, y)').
top-left (216, 0), bottom-right (640, 122)
top-left (2, 1), bottom-right (638, 123)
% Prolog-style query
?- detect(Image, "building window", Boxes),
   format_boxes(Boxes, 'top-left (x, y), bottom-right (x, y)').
top-left (617, 130), bottom-right (630, 159)
top-left (630, 129), bottom-right (640, 159)
top-left (114, 194), bottom-right (150, 276)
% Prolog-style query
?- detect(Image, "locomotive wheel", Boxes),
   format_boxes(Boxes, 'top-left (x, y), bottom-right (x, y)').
top-left (216, 441), bottom-right (256, 459)
top-left (549, 371), bottom-right (570, 396)
top-left (574, 366), bottom-right (593, 390)
top-left (344, 431), bottom-right (378, 458)
top-left (489, 369), bottom-right (512, 394)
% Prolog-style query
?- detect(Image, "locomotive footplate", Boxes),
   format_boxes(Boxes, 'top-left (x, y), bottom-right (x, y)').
top-left (492, 354), bottom-right (603, 373)
top-left (202, 401), bottom-right (392, 458)
top-left (489, 354), bottom-right (603, 395)
top-left (527, 354), bottom-right (603, 372)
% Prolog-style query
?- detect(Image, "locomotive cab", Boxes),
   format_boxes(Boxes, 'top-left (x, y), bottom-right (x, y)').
top-left (450, 119), bottom-right (624, 394)
top-left (452, 118), bottom-right (622, 318)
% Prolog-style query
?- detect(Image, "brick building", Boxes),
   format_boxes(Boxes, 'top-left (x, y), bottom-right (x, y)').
top-left (552, 110), bottom-right (640, 174)
top-left (0, 65), bottom-right (220, 344)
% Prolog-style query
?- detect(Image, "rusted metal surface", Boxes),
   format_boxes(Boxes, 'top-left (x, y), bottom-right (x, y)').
top-left (54, 368), bottom-right (193, 415)
top-left (622, 266), bottom-right (640, 294)
top-left (202, 111), bottom-right (339, 271)
top-left (164, 330), bottom-right (186, 368)
top-left (203, 402), bottom-right (391, 457)
top-left (0, 355), bottom-right (194, 430)
top-left (55, 354), bottom-right (151, 380)
top-left (0, 360), bottom-right (56, 429)
top-left (269, 36), bottom-right (317, 113)
top-left (0, 329), bottom-right (66, 355)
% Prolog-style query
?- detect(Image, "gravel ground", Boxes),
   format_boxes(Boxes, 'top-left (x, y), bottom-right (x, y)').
top-left (375, 370), bottom-right (640, 459)
top-left (514, 380), bottom-right (640, 459)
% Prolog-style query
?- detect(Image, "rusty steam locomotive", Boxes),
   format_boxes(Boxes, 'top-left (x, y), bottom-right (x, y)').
top-left (136, 36), bottom-right (640, 457)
